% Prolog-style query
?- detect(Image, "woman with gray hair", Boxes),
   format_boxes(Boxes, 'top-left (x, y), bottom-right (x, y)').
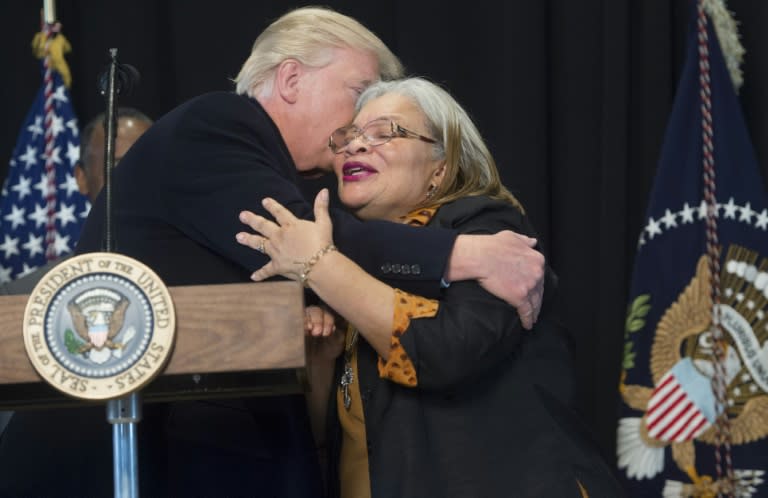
top-left (238, 77), bottom-right (625, 497)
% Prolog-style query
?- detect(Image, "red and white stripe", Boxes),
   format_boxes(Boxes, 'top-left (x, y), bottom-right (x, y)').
top-left (646, 372), bottom-right (711, 443)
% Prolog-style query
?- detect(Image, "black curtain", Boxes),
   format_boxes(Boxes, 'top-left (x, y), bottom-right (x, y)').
top-left (2, 0), bottom-right (767, 463)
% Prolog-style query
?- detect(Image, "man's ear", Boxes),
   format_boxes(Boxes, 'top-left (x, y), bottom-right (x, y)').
top-left (74, 162), bottom-right (89, 197)
top-left (274, 59), bottom-right (302, 104)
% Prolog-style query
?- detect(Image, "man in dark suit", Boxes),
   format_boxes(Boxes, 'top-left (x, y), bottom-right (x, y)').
top-left (0, 7), bottom-right (545, 497)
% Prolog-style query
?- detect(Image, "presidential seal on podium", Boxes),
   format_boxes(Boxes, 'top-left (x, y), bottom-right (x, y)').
top-left (22, 252), bottom-right (175, 400)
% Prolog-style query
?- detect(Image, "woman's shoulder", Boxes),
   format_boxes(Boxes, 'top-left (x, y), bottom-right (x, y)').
top-left (431, 195), bottom-right (534, 236)
top-left (434, 195), bottom-right (522, 220)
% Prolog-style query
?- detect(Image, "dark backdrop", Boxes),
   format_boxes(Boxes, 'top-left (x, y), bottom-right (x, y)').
top-left (2, 0), bottom-right (767, 464)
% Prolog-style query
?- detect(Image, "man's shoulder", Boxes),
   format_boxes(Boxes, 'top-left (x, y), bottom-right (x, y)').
top-left (185, 90), bottom-right (247, 106)
top-left (149, 92), bottom-right (256, 128)
top-left (161, 91), bottom-right (272, 137)
top-left (179, 91), bottom-right (261, 116)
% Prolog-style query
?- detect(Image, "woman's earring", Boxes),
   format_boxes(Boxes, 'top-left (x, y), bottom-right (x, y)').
top-left (426, 184), bottom-right (436, 199)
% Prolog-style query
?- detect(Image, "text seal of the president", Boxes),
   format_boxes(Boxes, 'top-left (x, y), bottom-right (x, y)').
top-left (22, 252), bottom-right (176, 400)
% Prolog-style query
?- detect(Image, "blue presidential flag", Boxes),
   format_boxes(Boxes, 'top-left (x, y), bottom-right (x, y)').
top-left (617, 3), bottom-right (768, 497)
top-left (0, 64), bottom-right (89, 284)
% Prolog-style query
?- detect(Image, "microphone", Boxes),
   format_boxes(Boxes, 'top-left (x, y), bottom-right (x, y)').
top-left (97, 48), bottom-right (140, 253)
top-left (97, 62), bottom-right (140, 96)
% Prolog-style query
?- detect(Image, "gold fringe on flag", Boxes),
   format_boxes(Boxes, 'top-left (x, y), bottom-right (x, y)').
top-left (701, 0), bottom-right (745, 91)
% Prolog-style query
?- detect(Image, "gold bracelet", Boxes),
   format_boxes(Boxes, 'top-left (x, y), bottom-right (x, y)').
top-left (297, 244), bottom-right (337, 288)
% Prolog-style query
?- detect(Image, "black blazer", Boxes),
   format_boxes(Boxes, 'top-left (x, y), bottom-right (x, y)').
top-left (0, 92), bottom-right (460, 498)
top-left (326, 196), bottom-right (627, 498)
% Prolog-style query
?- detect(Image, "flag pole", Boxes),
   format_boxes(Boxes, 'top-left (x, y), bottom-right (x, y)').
top-left (39, 1), bottom-right (62, 263)
top-left (43, 0), bottom-right (56, 24)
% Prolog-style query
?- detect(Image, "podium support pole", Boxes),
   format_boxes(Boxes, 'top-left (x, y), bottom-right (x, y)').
top-left (107, 393), bottom-right (141, 498)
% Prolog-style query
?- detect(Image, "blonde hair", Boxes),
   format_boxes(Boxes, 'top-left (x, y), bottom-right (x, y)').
top-left (235, 6), bottom-right (403, 98)
top-left (356, 77), bottom-right (524, 212)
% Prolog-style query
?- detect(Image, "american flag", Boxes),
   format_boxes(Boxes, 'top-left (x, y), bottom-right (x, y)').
top-left (0, 64), bottom-right (89, 283)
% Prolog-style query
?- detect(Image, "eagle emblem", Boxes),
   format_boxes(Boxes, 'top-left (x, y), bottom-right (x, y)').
top-left (66, 288), bottom-right (135, 364)
top-left (618, 245), bottom-right (768, 496)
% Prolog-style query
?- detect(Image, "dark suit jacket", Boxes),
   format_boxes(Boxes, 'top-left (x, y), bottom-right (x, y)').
top-left (326, 196), bottom-right (627, 498)
top-left (0, 92), bottom-right (458, 498)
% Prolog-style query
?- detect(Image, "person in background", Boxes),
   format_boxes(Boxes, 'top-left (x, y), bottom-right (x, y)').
top-left (0, 106), bottom-right (153, 295)
top-left (74, 107), bottom-right (153, 203)
top-left (237, 77), bottom-right (626, 497)
top-left (0, 7), bottom-right (545, 497)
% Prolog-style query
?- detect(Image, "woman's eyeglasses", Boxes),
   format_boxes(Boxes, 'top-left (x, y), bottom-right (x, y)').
top-left (329, 118), bottom-right (437, 154)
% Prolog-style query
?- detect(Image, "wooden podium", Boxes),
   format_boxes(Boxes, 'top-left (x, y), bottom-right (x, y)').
top-left (0, 281), bottom-right (308, 409)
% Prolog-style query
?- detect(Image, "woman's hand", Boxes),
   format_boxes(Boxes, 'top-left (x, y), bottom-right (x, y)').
top-left (236, 189), bottom-right (334, 282)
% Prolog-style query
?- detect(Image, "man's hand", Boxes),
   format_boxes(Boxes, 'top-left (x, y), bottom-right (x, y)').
top-left (304, 305), bottom-right (336, 337)
top-left (447, 231), bottom-right (545, 329)
top-left (305, 305), bottom-right (345, 361)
